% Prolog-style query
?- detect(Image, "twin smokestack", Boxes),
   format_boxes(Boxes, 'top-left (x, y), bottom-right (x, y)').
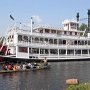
top-left (88, 9), bottom-right (90, 31)
top-left (76, 9), bottom-right (90, 31)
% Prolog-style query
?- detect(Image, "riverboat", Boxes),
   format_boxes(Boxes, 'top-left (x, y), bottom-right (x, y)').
top-left (0, 10), bottom-right (90, 62)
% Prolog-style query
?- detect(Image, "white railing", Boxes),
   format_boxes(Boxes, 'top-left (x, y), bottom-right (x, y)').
top-left (29, 54), bottom-right (90, 59)
top-left (18, 41), bottom-right (90, 49)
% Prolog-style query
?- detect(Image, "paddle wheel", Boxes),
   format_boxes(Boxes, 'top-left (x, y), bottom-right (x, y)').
top-left (0, 44), bottom-right (7, 62)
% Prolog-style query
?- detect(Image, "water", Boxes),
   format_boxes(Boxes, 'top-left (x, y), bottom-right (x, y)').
top-left (0, 61), bottom-right (90, 90)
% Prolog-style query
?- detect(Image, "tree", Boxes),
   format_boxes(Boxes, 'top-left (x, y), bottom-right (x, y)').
top-left (79, 23), bottom-right (87, 31)
top-left (79, 23), bottom-right (88, 36)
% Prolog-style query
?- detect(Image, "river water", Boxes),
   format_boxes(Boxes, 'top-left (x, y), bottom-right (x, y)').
top-left (0, 61), bottom-right (90, 90)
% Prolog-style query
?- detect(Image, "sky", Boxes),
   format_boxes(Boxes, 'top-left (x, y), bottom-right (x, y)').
top-left (0, 0), bottom-right (90, 36)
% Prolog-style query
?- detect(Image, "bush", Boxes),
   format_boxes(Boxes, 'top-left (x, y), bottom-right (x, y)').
top-left (66, 82), bottom-right (90, 90)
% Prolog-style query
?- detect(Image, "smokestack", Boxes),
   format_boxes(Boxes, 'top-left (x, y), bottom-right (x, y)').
top-left (88, 9), bottom-right (90, 31)
top-left (76, 12), bottom-right (79, 22)
top-left (76, 12), bottom-right (79, 30)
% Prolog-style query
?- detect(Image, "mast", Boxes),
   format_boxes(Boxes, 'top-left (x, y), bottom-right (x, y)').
top-left (31, 17), bottom-right (33, 34)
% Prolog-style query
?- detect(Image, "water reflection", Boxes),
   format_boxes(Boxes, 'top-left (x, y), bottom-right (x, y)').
top-left (0, 61), bottom-right (90, 90)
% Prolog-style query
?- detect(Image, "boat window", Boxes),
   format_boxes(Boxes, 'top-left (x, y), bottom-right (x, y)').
top-left (63, 40), bottom-right (66, 44)
top-left (29, 48), bottom-right (31, 53)
top-left (40, 29), bottom-right (43, 33)
top-left (40, 49), bottom-right (44, 54)
top-left (45, 38), bottom-right (48, 42)
top-left (75, 50), bottom-right (81, 54)
top-left (45, 49), bottom-right (49, 54)
top-left (59, 39), bottom-right (63, 44)
top-left (85, 41), bottom-right (87, 45)
top-left (12, 35), bottom-right (14, 38)
top-left (74, 40), bottom-right (77, 45)
top-left (59, 49), bottom-right (66, 54)
top-left (49, 39), bottom-right (53, 44)
top-left (45, 29), bottom-right (50, 33)
top-left (29, 37), bottom-right (31, 42)
top-left (54, 39), bottom-right (57, 44)
top-left (64, 31), bottom-right (66, 34)
top-left (75, 32), bottom-right (77, 35)
top-left (78, 41), bottom-right (81, 45)
top-left (67, 49), bottom-right (74, 55)
top-left (18, 35), bottom-right (22, 41)
top-left (70, 32), bottom-right (72, 35)
top-left (57, 31), bottom-right (61, 35)
top-left (23, 36), bottom-right (28, 42)
top-left (82, 49), bottom-right (88, 54)
top-left (82, 41), bottom-right (84, 45)
top-left (40, 38), bottom-right (43, 43)
top-left (89, 50), bottom-right (90, 54)
top-left (50, 49), bottom-right (58, 54)
top-left (32, 48), bottom-right (39, 54)
top-left (18, 47), bottom-right (28, 53)
top-left (88, 41), bottom-right (90, 45)
top-left (35, 37), bottom-right (39, 43)
top-left (51, 30), bottom-right (56, 34)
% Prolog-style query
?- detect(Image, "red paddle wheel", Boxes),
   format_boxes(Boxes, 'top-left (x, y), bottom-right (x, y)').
top-left (0, 44), bottom-right (7, 62)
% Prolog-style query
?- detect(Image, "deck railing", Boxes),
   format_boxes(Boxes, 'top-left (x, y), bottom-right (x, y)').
top-left (29, 54), bottom-right (90, 59)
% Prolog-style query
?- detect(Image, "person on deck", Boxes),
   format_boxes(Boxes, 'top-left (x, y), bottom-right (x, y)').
top-left (22, 63), bottom-right (26, 70)
top-left (13, 65), bottom-right (17, 71)
top-left (43, 57), bottom-right (48, 65)
top-left (8, 64), bottom-right (12, 70)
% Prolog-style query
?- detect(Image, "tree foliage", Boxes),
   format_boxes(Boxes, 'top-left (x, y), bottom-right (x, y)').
top-left (79, 23), bottom-right (88, 36)
top-left (79, 23), bottom-right (87, 31)
top-left (67, 81), bottom-right (90, 90)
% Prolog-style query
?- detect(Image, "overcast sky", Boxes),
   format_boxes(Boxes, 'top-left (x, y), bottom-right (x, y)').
top-left (0, 0), bottom-right (90, 36)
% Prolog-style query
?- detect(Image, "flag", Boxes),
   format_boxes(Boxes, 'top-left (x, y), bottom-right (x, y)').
top-left (10, 14), bottom-right (14, 20)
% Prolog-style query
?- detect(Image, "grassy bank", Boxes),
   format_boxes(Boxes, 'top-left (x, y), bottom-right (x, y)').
top-left (66, 81), bottom-right (90, 90)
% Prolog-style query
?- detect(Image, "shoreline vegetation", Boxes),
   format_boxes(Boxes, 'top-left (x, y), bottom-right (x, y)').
top-left (66, 81), bottom-right (90, 90)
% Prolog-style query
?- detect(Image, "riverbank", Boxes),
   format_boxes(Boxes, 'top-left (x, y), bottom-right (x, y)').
top-left (66, 81), bottom-right (90, 90)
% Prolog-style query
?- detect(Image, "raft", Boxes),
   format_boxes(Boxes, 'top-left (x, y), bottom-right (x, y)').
top-left (0, 69), bottom-right (29, 73)
top-left (0, 64), bottom-right (50, 74)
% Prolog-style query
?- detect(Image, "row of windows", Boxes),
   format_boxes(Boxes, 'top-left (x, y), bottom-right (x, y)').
top-left (64, 31), bottom-right (77, 35)
top-left (64, 23), bottom-right (77, 27)
top-left (18, 47), bottom-right (90, 55)
top-left (39, 29), bottom-right (79, 36)
top-left (29, 48), bottom-right (90, 54)
top-left (18, 36), bottom-right (90, 45)
top-left (40, 29), bottom-right (56, 33)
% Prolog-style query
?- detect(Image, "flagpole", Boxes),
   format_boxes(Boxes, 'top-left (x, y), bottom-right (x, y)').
top-left (31, 17), bottom-right (33, 34)
top-left (19, 22), bottom-right (22, 30)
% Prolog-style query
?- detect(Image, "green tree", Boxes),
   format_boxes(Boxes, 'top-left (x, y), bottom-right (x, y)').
top-left (79, 23), bottom-right (88, 36)
top-left (79, 23), bottom-right (87, 31)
